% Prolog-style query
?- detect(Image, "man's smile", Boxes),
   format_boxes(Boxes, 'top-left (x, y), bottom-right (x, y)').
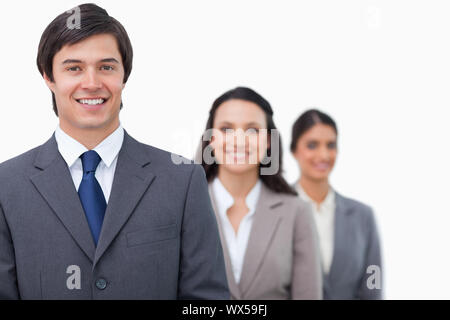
top-left (74, 97), bottom-right (110, 110)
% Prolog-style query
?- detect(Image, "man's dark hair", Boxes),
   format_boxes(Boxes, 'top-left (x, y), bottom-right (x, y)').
top-left (36, 3), bottom-right (133, 116)
top-left (290, 109), bottom-right (338, 153)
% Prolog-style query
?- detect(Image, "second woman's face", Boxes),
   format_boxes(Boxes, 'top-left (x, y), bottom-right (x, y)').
top-left (211, 99), bottom-right (268, 176)
top-left (293, 123), bottom-right (337, 182)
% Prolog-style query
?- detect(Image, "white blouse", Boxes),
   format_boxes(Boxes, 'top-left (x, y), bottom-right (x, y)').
top-left (296, 184), bottom-right (336, 275)
top-left (212, 178), bottom-right (262, 283)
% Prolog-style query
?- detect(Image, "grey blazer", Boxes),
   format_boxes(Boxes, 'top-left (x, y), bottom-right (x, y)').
top-left (0, 131), bottom-right (229, 300)
top-left (294, 185), bottom-right (383, 299)
top-left (323, 192), bottom-right (383, 299)
top-left (208, 182), bottom-right (322, 300)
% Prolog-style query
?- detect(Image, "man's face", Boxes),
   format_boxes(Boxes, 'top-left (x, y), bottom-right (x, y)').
top-left (45, 33), bottom-right (125, 135)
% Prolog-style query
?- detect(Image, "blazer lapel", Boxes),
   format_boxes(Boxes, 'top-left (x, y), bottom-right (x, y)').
top-left (327, 192), bottom-right (351, 285)
top-left (291, 181), bottom-right (350, 297)
top-left (94, 131), bottom-right (156, 266)
top-left (292, 180), bottom-right (332, 296)
top-left (239, 183), bottom-right (283, 297)
top-left (30, 134), bottom-right (96, 262)
top-left (208, 185), bottom-right (242, 300)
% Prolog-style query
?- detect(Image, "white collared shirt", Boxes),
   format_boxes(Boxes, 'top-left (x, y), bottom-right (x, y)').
top-left (212, 178), bottom-right (262, 284)
top-left (296, 184), bottom-right (336, 275)
top-left (54, 124), bottom-right (124, 203)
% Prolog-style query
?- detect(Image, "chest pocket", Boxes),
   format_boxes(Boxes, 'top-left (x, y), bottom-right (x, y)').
top-left (126, 224), bottom-right (178, 247)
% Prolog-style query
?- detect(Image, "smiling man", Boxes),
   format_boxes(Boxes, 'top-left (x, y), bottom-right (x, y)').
top-left (46, 34), bottom-right (125, 149)
top-left (0, 3), bottom-right (229, 299)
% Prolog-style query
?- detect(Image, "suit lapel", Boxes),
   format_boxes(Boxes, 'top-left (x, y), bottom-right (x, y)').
top-left (291, 181), bottom-right (350, 297)
top-left (208, 185), bottom-right (241, 299)
top-left (94, 131), bottom-right (156, 266)
top-left (239, 183), bottom-right (283, 297)
top-left (30, 134), bottom-right (96, 262)
top-left (327, 192), bottom-right (350, 285)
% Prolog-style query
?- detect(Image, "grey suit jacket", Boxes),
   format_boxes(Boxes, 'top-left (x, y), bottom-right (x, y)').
top-left (0, 131), bottom-right (229, 299)
top-left (293, 184), bottom-right (383, 300)
top-left (208, 182), bottom-right (322, 300)
top-left (322, 192), bottom-right (383, 299)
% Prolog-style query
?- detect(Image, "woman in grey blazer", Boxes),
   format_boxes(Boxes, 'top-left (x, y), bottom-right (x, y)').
top-left (198, 87), bottom-right (322, 300)
top-left (290, 109), bottom-right (383, 299)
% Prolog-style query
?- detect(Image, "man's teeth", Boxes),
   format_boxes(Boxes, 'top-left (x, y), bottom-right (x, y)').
top-left (78, 99), bottom-right (105, 105)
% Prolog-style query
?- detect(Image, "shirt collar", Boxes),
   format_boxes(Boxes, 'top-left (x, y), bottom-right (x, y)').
top-left (296, 182), bottom-right (335, 211)
top-left (212, 178), bottom-right (262, 220)
top-left (55, 124), bottom-right (124, 168)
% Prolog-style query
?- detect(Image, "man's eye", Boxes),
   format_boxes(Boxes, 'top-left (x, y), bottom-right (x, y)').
top-left (307, 142), bottom-right (317, 149)
top-left (67, 66), bottom-right (81, 71)
top-left (328, 142), bottom-right (337, 149)
top-left (101, 65), bottom-right (114, 71)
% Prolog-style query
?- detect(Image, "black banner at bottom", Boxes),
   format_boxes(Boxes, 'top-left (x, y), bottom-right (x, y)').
top-left (0, 300), bottom-right (443, 318)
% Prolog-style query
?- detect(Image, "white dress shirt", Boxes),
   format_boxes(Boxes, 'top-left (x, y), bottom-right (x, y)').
top-left (296, 183), bottom-right (336, 275)
top-left (212, 178), bottom-right (262, 284)
top-left (54, 124), bottom-right (124, 203)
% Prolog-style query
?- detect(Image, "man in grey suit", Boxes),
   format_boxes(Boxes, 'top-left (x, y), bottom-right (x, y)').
top-left (0, 3), bottom-right (229, 299)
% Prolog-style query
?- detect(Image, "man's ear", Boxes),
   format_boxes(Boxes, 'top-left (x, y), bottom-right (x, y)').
top-left (43, 73), bottom-right (55, 92)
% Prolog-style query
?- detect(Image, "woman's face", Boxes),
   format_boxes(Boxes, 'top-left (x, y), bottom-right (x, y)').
top-left (211, 99), bottom-right (268, 176)
top-left (293, 123), bottom-right (337, 182)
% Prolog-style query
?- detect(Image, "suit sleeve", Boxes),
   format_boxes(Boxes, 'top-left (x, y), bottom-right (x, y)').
top-left (177, 164), bottom-right (230, 299)
top-left (291, 200), bottom-right (323, 299)
top-left (0, 202), bottom-right (19, 299)
top-left (356, 208), bottom-right (383, 299)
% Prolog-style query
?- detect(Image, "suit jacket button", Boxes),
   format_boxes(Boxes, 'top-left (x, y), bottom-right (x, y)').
top-left (95, 278), bottom-right (107, 290)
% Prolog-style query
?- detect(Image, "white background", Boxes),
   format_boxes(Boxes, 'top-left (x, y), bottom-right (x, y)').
top-left (1, 0), bottom-right (450, 299)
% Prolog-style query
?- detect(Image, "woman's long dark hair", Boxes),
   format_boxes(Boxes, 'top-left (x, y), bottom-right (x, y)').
top-left (200, 87), bottom-right (296, 195)
top-left (290, 109), bottom-right (338, 153)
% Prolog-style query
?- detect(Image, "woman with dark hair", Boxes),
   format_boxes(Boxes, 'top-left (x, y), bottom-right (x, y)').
top-left (199, 87), bottom-right (322, 299)
top-left (290, 109), bottom-right (383, 299)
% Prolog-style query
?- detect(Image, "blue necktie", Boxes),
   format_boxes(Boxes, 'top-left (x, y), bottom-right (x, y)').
top-left (78, 150), bottom-right (106, 246)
